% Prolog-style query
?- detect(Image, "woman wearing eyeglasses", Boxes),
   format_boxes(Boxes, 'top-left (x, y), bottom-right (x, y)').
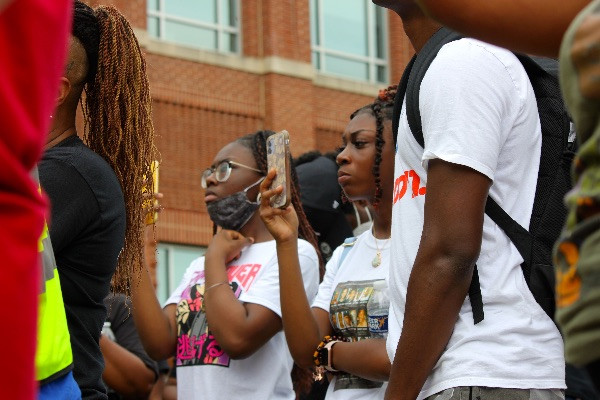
top-left (130, 130), bottom-right (321, 400)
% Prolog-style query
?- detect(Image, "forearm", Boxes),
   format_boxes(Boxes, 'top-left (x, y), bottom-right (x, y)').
top-left (332, 339), bottom-right (390, 381)
top-left (386, 257), bottom-right (473, 400)
top-left (276, 239), bottom-right (323, 368)
top-left (100, 335), bottom-right (156, 398)
top-left (203, 254), bottom-right (271, 358)
top-left (130, 266), bottom-right (176, 360)
top-left (416, 0), bottom-right (591, 57)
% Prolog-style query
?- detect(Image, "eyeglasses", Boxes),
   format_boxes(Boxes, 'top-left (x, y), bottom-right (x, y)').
top-left (201, 160), bottom-right (262, 189)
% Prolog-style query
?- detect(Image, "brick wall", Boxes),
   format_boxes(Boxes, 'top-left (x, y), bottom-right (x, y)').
top-left (83, 0), bottom-right (413, 249)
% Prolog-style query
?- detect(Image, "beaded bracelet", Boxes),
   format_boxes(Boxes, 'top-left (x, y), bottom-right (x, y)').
top-left (313, 335), bottom-right (345, 372)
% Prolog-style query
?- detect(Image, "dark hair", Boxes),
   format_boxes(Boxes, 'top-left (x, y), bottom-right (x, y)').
top-left (293, 150), bottom-right (322, 168)
top-left (73, 1), bottom-right (158, 294)
top-left (236, 130), bottom-right (322, 272)
top-left (349, 85), bottom-right (397, 207)
top-left (237, 130), bottom-right (323, 396)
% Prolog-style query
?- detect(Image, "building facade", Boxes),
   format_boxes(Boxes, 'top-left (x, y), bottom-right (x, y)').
top-left (89, 0), bottom-right (413, 302)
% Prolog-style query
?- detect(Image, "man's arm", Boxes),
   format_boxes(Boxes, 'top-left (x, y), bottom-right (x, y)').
top-left (100, 335), bottom-right (157, 399)
top-left (385, 159), bottom-right (491, 400)
top-left (415, 0), bottom-right (591, 57)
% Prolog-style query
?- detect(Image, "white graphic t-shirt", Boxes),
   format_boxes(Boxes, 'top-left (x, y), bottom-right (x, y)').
top-left (166, 239), bottom-right (319, 400)
top-left (387, 39), bottom-right (565, 399)
top-left (312, 229), bottom-right (390, 400)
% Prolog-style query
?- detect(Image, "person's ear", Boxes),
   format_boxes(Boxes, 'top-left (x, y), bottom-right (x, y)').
top-left (55, 77), bottom-right (71, 107)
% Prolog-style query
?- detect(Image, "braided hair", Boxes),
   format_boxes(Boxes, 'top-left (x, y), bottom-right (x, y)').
top-left (349, 85), bottom-right (398, 207)
top-left (236, 130), bottom-right (323, 397)
top-left (72, 1), bottom-right (158, 294)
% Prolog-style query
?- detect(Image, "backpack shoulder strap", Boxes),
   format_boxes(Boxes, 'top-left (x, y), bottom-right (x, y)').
top-left (338, 236), bottom-right (357, 268)
top-left (393, 27), bottom-right (463, 148)
top-left (392, 56), bottom-right (415, 149)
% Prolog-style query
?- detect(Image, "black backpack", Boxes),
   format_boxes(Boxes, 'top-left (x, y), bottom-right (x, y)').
top-left (392, 27), bottom-right (577, 325)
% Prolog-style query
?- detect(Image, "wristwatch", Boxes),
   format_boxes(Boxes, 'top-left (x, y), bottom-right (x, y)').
top-left (319, 340), bottom-right (341, 372)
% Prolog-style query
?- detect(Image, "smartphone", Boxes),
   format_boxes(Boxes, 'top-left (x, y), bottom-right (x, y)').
top-left (266, 130), bottom-right (291, 209)
top-left (142, 160), bottom-right (160, 225)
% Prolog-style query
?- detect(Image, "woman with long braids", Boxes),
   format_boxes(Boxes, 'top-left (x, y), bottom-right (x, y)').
top-left (259, 87), bottom-right (397, 400)
top-left (39, 1), bottom-right (157, 398)
top-left (131, 130), bottom-right (321, 399)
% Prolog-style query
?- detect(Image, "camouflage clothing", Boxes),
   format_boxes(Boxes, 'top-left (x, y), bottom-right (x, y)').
top-left (555, 0), bottom-right (600, 368)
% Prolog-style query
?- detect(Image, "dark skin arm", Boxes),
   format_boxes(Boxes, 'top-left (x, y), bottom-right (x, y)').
top-left (414, 0), bottom-right (591, 57)
top-left (100, 335), bottom-right (156, 399)
top-left (260, 170), bottom-right (390, 380)
top-left (131, 193), bottom-right (178, 361)
top-left (132, 199), bottom-right (282, 363)
top-left (332, 339), bottom-right (390, 381)
top-left (385, 159), bottom-right (491, 400)
top-left (203, 229), bottom-right (284, 359)
top-left (130, 265), bottom-right (178, 361)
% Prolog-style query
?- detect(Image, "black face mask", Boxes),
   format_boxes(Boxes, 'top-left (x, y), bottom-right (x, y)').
top-left (206, 177), bottom-right (264, 231)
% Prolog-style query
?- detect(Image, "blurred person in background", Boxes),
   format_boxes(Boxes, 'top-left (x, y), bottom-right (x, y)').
top-left (295, 151), bottom-right (354, 263)
top-left (39, 1), bottom-right (157, 398)
top-left (0, 0), bottom-right (71, 398)
top-left (101, 293), bottom-right (159, 399)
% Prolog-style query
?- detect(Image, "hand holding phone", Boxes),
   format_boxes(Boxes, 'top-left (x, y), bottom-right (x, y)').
top-left (266, 130), bottom-right (291, 209)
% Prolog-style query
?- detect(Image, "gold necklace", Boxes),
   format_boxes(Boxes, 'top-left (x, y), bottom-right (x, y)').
top-left (371, 229), bottom-right (390, 268)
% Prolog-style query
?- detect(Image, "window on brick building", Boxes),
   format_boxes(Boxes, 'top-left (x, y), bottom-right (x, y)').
top-left (147, 0), bottom-right (240, 53)
top-left (155, 243), bottom-right (206, 305)
top-left (310, 0), bottom-right (388, 83)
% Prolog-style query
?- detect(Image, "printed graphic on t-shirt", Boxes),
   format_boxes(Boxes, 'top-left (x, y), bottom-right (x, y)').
top-left (330, 280), bottom-right (383, 391)
top-left (393, 169), bottom-right (426, 204)
top-left (175, 263), bottom-right (262, 368)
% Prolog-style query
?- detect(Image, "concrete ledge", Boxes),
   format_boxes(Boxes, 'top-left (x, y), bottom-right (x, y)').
top-left (313, 74), bottom-right (383, 97)
top-left (135, 28), bottom-right (385, 97)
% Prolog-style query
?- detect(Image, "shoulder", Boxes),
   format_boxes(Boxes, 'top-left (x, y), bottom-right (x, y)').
top-left (297, 238), bottom-right (319, 260)
top-left (424, 38), bottom-right (531, 110)
top-left (176, 256), bottom-right (206, 289)
top-left (432, 38), bottom-right (525, 87)
top-left (296, 239), bottom-right (320, 276)
top-left (186, 256), bottom-right (206, 275)
top-left (326, 233), bottom-right (363, 270)
top-left (104, 293), bottom-right (130, 324)
top-left (439, 38), bottom-right (517, 66)
top-left (43, 136), bottom-right (124, 204)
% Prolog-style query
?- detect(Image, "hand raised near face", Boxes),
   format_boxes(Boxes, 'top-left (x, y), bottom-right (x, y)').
top-left (206, 229), bottom-right (254, 265)
top-left (258, 169), bottom-right (299, 244)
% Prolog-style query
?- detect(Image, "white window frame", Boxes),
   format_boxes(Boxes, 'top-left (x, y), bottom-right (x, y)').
top-left (311, 0), bottom-right (388, 84)
top-left (155, 242), bottom-right (206, 305)
top-left (147, 0), bottom-right (241, 54)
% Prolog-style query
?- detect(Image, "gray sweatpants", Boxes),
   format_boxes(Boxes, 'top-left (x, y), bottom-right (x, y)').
top-left (425, 387), bottom-right (564, 400)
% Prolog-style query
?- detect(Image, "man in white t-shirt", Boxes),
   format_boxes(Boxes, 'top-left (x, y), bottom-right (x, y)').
top-left (371, 2), bottom-right (566, 400)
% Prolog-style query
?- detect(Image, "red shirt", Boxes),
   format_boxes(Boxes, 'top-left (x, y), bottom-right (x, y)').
top-left (0, 0), bottom-right (71, 398)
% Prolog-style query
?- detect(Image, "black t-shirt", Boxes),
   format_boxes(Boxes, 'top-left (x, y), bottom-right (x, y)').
top-left (39, 135), bottom-right (126, 400)
top-left (104, 293), bottom-right (159, 400)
